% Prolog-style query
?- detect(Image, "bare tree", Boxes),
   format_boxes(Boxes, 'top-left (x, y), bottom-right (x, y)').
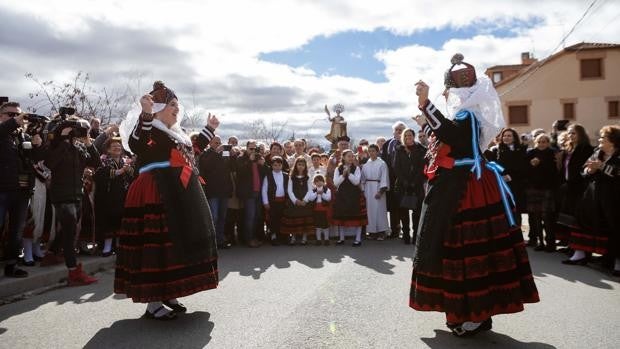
top-left (25, 71), bottom-right (136, 125)
top-left (241, 119), bottom-right (290, 144)
top-left (180, 88), bottom-right (208, 129)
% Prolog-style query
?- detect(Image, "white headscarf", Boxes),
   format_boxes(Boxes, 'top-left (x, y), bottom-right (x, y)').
top-left (119, 103), bottom-right (188, 153)
top-left (445, 75), bottom-right (505, 152)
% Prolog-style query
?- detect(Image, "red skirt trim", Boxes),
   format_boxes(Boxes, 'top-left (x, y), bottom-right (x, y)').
top-left (114, 172), bottom-right (218, 302)
top-left (410, 168), bottom-right (539, 323)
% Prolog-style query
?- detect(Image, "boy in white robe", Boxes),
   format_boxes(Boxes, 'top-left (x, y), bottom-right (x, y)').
top-left (361, 144), bottom-right (389, 240)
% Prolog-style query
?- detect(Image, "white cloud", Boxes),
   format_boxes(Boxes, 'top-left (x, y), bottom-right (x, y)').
top-left (1, 0), bottom-right (619, 141)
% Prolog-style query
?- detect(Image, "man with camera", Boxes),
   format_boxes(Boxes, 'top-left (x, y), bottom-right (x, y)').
top-left (236, 140), bottom-right (266, 247)
top-left (44, 110), bottom-right (102, 286)
top-left (0, 101), bottom-right (44, 278)
top-left (198, 135), bottom-right (235, 249)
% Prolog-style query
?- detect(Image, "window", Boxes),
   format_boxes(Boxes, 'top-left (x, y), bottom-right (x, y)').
top-left (508, 105), bottom-right (528, 125)
top-left (610, 101), bottom-right (619, 118)
top-left (492, 72), bottom-right (503, 83)
top-left (580, 58), bottom-right (602, 79)
top-left (563, 103), bottom-right (575, 120)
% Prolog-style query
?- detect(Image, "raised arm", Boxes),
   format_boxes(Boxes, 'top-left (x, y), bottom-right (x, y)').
top-left (195, 113), bottom-right (219, 149)
top-left (414, 81), bottom-right (468, 148)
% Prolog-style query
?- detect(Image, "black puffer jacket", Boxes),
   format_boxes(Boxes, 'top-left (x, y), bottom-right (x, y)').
top-left (526, 147), bottom-right (559, 190)
top-left (486, 143), bottom-right (528, 212)
top-left (0, 118), bottom-right (42, 192)
top-left (393, 143), bottom-right (427, 197)
top-left (198, 148), bottom-right (235, 198)
top-left (44, 140), bottom-right (101, 203)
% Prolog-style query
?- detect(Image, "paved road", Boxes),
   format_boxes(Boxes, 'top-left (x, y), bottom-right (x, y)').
top-left (1, 239), bottom-right (619, 348)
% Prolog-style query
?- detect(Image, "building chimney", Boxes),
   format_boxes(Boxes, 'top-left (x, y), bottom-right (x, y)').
top-left (521, 52), bottom-right (536, 65)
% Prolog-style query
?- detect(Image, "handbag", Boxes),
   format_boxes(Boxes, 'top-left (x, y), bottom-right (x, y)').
top-left (400, 193), bottom-right (418, 210)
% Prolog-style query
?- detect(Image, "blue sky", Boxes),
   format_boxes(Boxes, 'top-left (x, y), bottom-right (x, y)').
top-left (260, 18), bottom-right (543, 83)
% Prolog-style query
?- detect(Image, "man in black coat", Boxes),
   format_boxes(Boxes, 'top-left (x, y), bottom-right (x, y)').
top-left (45, 115), bottom-right (102, 285)
top-left (235, 140), bottom-right (266, 247)
top-left (381, 121), bottom-right (407, 239)
top-left (0, 102), bottom-right (44, 278)
top-left (199, 135), bottom-right (235, 248)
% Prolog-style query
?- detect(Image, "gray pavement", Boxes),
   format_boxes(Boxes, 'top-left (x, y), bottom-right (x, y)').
top-left (0, 239), bottom-right (619, 349)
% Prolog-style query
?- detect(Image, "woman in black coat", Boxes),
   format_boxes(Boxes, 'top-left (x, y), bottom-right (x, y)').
top-left (94, 137), bottom-right (135, 256)
top-left (525, 133), bottom-right (558, 251)
top-left (556, 124), bottom-right (593, 243)
top-left (485, 128), bottom-right (528, 225)
top-left (563, 125), bottom-right (620, 274)
top-left (392, 128), bottom-right (426, 244)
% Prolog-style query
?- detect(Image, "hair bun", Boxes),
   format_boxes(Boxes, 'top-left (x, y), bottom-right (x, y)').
top-left (152, 80), bottom-right (166, 91)
top-left (451, 53), bottom-right (464, 65)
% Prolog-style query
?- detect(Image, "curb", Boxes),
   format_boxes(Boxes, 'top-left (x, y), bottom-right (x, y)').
top-left (0, 255), bottom-right (116, 304)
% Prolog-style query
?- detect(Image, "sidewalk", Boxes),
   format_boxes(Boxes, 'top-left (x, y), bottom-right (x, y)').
top-left (0, 255), bottom-right (115, 304)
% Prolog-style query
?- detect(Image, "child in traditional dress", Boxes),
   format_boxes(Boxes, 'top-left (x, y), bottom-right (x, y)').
top-left (261, 156), bottom-right (288, 246)
top-left (333, 149), bottom-right (367, 246)
top-left (307, 174), bottom-right (331, 245)
top-left (282, 157), bottom-right (314, 245)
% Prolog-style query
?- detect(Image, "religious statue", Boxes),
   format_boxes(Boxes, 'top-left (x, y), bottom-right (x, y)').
top-left (324, 103), bottom-right (348, 146)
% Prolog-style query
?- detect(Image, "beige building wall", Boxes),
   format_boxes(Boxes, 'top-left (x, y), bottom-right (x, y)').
top-left (496, 48), bottom-right (620, 140)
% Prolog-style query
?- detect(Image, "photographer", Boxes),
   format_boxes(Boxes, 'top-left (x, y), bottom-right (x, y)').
top-left (0, 101), bottom-right (44, 278)
top-left (44, 113), bottom-right (102, 286)
top-left (236, 140), bottom-right (266, 247)
top-left (198, 135), bottom-right (235, 249)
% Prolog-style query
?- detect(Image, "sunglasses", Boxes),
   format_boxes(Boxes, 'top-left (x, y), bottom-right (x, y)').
top-left (1, 112), bottom-right (19, 118)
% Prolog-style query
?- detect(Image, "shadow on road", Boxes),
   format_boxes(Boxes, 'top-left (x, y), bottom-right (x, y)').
top-left (217, 239), bottom-right (414, 280)
top-left (83, 311), bottom-right (213, 349)
top-left (526, 247), bottom-right (619, 289)
top-left (422, 329), bottom-right (557, 349)
top-left (0, 276), bottom-right (113, 325)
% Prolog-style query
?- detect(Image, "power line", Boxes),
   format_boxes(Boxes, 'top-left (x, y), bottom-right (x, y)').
top-left (499, 0), bottom-right (601, 97)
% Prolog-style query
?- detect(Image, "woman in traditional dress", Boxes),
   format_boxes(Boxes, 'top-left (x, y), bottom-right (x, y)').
top-left (115, 81), bottom-right (219, 320)
top-left (93, 137), bottom-right (134, 257)
top-left (563, 125), bottom-right (620, 273)
top-left (410, 54), bottom-right (539, 337)
top-left (555, 124), bottom-right (593, 244)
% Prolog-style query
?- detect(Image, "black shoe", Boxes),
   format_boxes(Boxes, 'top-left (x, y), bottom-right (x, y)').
top-left (336, 240), bottom-right (344, 245)
top-left (163, 300), bottom-right (187, 314)
top-left (612, 270), bottom-right (620, 277)
top-left (33, 255), bottom-right (43, 262)
top-left (534, 245), bottom-right (545, 252)
top-left (101, 251), bottom-right (115, 257)
top-left (217, 243), bottom-right (232, 250)
top-left (544, 245), bottom-right (556, 253)
top-left (450, 318), bottom-right (492, 337)
top-left (22, 260), bottom-right (36, 267)
top-left (300, 240), bottom-right (307, 246)
top-left (352, 241), bottom-right (361, 247)
top-left (4, 264), bottom-right (28, 278)
top-left (562, 258), bottom-right (588, 265)
top-left (142, 306), bottom-right (177, 320)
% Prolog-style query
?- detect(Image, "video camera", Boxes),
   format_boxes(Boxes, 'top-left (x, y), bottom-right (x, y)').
top-left (47, 106), bottom-right (90, 143)
top-left (59, 118), bottom-right (90, 138)
top-left (23, 113), bottom-right (51, 137)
